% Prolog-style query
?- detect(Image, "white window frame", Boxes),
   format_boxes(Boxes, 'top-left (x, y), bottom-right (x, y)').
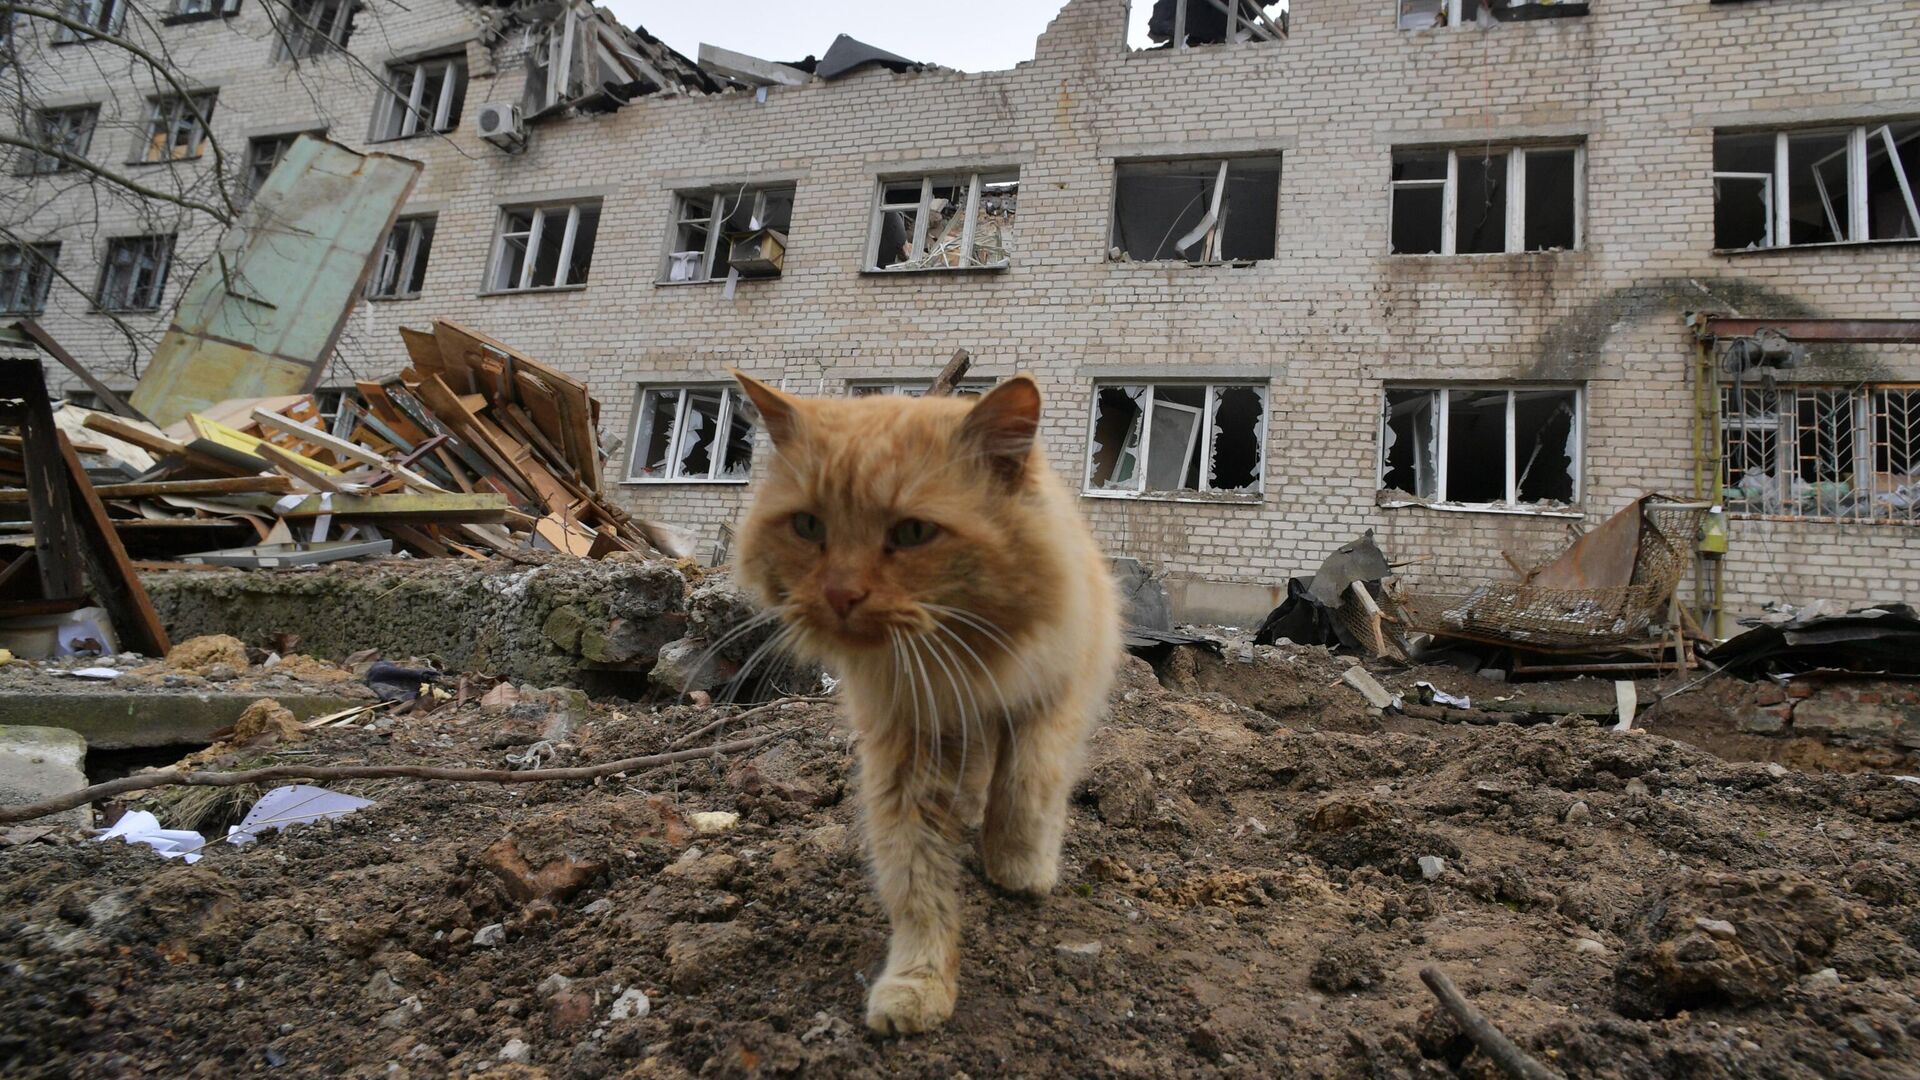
top-left (367, 215), bottom-right (434, 300)
top-left (96, 235), bottom-right (174, 312)
top-left (661, 185), bottom-right (793, 284)
top-left (378, 56), bottom-right (465, 141)
top-left (848, 379), bottom-right (993, 397)
top-left (1109, 155), bottom-right (1284, 263)
top-left (1715, 125), bottom-right (1920, 250)
top-left (141, 93), bottom-right (216, 163)
top-left (169, 0), bottom-right (240, 19)
top-left (866, 170), bottom-right (1018, 272)
top-left (1398, 0), bottom-right (1582, 31)
top-left (55, 0), bottom-right (127, 41)
top-left (1377, 385), bottom-right (1585, 513)
top-left (1390, 145), bottom-right (1585, 255)
top-left (275, 0), bottom-right (353, 60)
top-left (624, 385), bottom-right (755, 484)
top-left (23, 106), bottom-right (96, 174)
top-left (1082, 381), bottom-right (1269, 500)
top-left (487, 201), bottom-right (598, 292)
top-left (0, 243), bottom-right (59, 315)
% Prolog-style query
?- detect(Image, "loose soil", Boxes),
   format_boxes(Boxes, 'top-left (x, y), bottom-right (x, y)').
top-left (4, 653), bottom-right (1920, 1078)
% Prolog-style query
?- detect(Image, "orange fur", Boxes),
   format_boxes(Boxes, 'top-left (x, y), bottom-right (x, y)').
top-left (730, 373), bottom-right (1121, 1035)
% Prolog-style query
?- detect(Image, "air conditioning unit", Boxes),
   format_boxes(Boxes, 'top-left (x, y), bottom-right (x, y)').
top-left (474, 103), bottom-right (526, 151)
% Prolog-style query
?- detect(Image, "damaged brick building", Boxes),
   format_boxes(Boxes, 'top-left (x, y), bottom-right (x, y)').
top-left (9, 0), bottom-right (1920, 623)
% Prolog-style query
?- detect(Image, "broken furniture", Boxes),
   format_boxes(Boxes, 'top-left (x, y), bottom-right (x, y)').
top-left (0, 358), bottom-right (169, 658)
top-left (1387, 495), bottom-right (1709, 674)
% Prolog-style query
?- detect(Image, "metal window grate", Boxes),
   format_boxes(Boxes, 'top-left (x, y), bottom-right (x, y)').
top-left (1721, 384), bottom-right (1920, 524)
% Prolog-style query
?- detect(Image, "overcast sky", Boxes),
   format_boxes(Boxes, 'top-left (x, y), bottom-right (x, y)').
top-left (604, 1), bottom-right (1159, 72)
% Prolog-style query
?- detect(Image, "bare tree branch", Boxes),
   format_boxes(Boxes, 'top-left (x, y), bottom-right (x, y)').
top-left (0, 135), bottom-right (230, 221)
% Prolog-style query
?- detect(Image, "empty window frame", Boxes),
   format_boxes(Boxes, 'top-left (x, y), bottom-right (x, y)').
top-left (167, 0), bottom-right (240, 22)
top-left (95, 235), bottom-right (174, 311)
top-left (1721, 385), bottom-right (1920, 523)
top-left (242, 132), bottom-right (313, 197)
top-left (488, 201), bottom-right (600, 292)
top-left (54, 0), bottom-right (127, 40)
top-left (0, 243), bottom-right (59, 314)
top-left (849, 380), bottom-right (991, 398)
top-left (1379, 386), bottom-right (1582, 508)
top-left (1391, 145), bottom-right (1582, 254)
top-left (1084, 383), bottom-right (1267, 497)
top-left (1142, 0), bottom-right (1287, 48)
top-left (1398, 0), bottom-right (1585, 31)
top-left (367, 215), bottom-right (434, 299)
top-left (376, 56), bottom-right (466, 141)
top-left (1712, 124), bottom-right (1920, 250)
top-left (663, 185), bottom-right (795, 283)
top-left (275, 0), bottom-right (353, 60)
top-left (868, 171), bottom-right (1018, 271)
top-left (625, 385), bottom-right (756, 482)
top-left (1110, 156), bottom-right (1281, 262)
top-left (20, 106), bottom-right (96, 174)
top-left (142, 93), bottom-right (216, 163)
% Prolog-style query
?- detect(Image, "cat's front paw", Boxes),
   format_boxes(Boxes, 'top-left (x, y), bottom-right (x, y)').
top-left (983, 849), bottom-right (1057, 897)
top-left (865, 972), bottom-right (955, 1036)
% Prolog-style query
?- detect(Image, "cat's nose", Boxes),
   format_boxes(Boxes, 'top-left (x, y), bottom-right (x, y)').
top-left (824, 585), bottom-right (868, 619)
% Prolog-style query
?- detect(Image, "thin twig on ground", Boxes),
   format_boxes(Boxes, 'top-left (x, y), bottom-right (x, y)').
top-left (1418, 967), bottom-right (1564, 1080)
top-left (0, 732), bottom-right (786, 826)
top-left (667, 695), bottom-right (834, 749)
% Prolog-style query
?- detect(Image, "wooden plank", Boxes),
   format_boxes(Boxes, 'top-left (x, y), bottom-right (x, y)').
top-left (80, 413), bottom-right (189, 459)
top-left (928, 348), bottom-right (973, 396)
top-left (0, 366), bottom-right (85, 600)
top-left (0, 433), bottom-right (109, 455)
top-left (434, 320), bottom-right (602, 492)
top-left (12, 318), bottom-right (148, 422)
top-left (270, 492), bottom-right (511, 524)
top-left (255, 442), bottom-right (353, 494)
top-left (251, 408), bottom-right (447, 493)
top-left (398, 326), bottom-right (445, 379)
top-left (55, 431), bottom-right (170, 655)
top-left (189, 414), bottom-right (341, 474)
top-left (0, 476), bottom-right (294, 504)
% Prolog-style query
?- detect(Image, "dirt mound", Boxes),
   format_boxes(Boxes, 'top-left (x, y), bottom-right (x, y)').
top-left (158, 633), bottom-right (250, 675)
top-left (3, 663), bottom-right (1920, 1077)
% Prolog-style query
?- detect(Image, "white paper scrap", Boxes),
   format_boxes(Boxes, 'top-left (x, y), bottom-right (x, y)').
top-left (1414, 682), bottom-right (1471, 709)
top-left (227, 784), bottom-right (373, 846)
top-left (97, 811), bottom-right (206, 863)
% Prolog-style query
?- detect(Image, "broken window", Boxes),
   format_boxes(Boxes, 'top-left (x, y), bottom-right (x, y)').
top-left (489, 201), bottom-right (599, 291)
top-left (95, 235), bottom-right (174, 312)
top-left (142, 93), bottom-right (216, 163)
top-left (168, 0), bottom-right (240, 19)
top-left (242, 132), bottom-right (319, 198)
top-left (1084, 382), bottom-right (1266, 497)
top-left (0, 243), bottom-right (58, 315)
top-left (1110, 157), bottom-right (1281, 262)
top-left (54, 0), bottom-right (126, 41)
top-left (1714, 124), bottom-right (1920, 249)
top-left (377, 56), bottom-right (467, 141)
top-left (1398, 0), bottom-right (1585, 31)
top-left (1391, 145), bottom-right (1582, 254)
top-left (367, 216), bottom-right (434, 300)
top-left (1722, 384), bottom-right (1920, 523)
top-left (1135, 0), bottom-right (1287, 49)
top-left (626, 385), bottom-right (756, 483)
top-left (663, 184), bottom-right (795, 283)
top-left (275, 0), bottom-right (354, 60)
top-left (868, 171), bottom-right (1017, 271)
top-left (849, 380), bottom-right (990, 398)
top-left (1378, 386), bottom-right (1581, 508)
top-left (19, 106), bottom-right (96, 175)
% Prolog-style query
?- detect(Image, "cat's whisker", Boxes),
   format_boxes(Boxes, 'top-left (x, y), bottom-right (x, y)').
top-left (682, 605), bottom-right (793, 700)
top-left (896, 629), bottom-right (929, 783)
top-left (906, 632), bottom-right (943, 779)
top-left (722, 622), bottom-right (798, 704)
top-left (917, 628), bottom-right (977, 799)
top-left (927, 619), bottom-right (1018, 781)
top-left (924, 603), bottom-right (1046, 696)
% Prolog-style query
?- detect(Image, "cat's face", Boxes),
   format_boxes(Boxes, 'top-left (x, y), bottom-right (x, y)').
top-left (730, 374), bottom-right (1043, 658)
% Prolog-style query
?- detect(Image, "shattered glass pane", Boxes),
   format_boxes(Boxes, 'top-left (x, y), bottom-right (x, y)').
top-left (720, 390), bottom-right (755, 479)
top-left (1146, 386), bottom-right (1205, 491)
top-left (531, 208), bottom-right (567, 287)
top-left (1455, 151), bottom-right (1508, 254)
top-left (1522, 149), bottom-right (1577, 251)
top-left (1088, 386), bottom-right (1146, 490)
top-left (1713, 175), bottom-right (1771, 250)
top-left (1208, 386), bottom-right (1264, 490)
top-left (760, 189), bottom-right (795, 232)
top-left (1786, 129), bottom-right (1850, 245)
top-left (1381, 389), bottom-right (1438, 497)
top-left (673, 389), bottom-right (724, 479)
top-left (1112, 161), bottom-right (1215, 260)
top-left (1866, 123), bottom-right (1920, 241)
top-left (1513, 389), bottom-right (1577, 504)
top-left (971, 176), bottom-right (1017, 267)
top-left (1220, 161), bottom-right (1280, 261)
top-left (1445, 388), bottom-right (1508, 503)
top-left (632, 388), bottom-right (680, 480)
top-left (566, 205), bottom-right (599, 285)
top-left (1399, 0), bottom-right (1446, 29)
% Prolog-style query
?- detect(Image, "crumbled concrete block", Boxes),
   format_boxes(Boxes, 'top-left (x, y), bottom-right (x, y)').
top-left (0, 725), bottom-right (91, 829)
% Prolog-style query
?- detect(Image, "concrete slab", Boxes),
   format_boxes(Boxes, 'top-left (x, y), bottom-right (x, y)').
top-left (0, 693), bottom-right (361, 749)
top-left (0, 725), bottom-right (90, 828)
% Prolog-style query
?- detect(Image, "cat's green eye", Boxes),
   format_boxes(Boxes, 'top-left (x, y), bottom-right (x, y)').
top-left (791, 512), bottom-right (826, 543)
top-left (888, 518), bottom-right (940, 549)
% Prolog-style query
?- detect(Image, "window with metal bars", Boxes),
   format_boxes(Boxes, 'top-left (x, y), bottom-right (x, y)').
top-left (19, 106), bottom-right (96, 175)
top-left (95, 235), bottom-right (173, 311)
top-left (141, 93), bottom-right (216, 163)
top-left (625, 385), bottom-right (756, 483)
top-left (0, 243), bottom-right (59, 314)
top-left (1713, 124), bottom-right (1920, 250)
top-left (1085, 382), bottom-right (1267, 498)
top-left (376, 56), bottom-right (466, 141)
top-left (367, 216), bottom-right (434, 299)
top-left (275, 0), bottom-right (354, 60)
top-left (1721, 385), bottom-right (1920, 523)
top-left (488, 201), bottom-right (599, 292)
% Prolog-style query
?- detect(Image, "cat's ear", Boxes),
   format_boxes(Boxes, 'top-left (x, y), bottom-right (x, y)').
top-left (731, 370), bottom-right (801, 448)
top-left (960, 375), bottom-right (1041, 481)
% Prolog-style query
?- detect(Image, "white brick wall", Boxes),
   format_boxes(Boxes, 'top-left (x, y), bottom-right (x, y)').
top-left (15, 0), bottom-right (1920, 621)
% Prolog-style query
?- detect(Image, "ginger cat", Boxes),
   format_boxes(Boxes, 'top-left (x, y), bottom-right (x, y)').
top-left (729, 372), bottom-right (1120, 1035)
